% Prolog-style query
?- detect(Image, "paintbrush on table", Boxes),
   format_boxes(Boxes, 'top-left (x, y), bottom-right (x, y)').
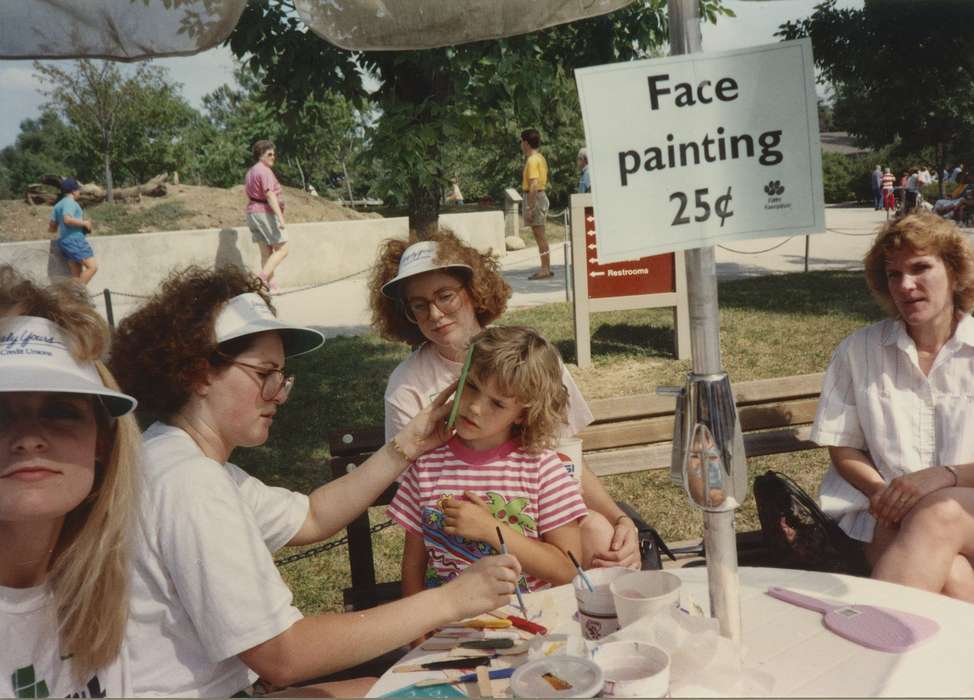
top-left (495, 526), bottom-right (528, 617)
top-left (567, 549), bottom-right (594, 592)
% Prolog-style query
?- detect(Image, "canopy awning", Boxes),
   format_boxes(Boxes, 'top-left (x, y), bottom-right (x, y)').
top-left (0, 0), bottom-right (635, 59)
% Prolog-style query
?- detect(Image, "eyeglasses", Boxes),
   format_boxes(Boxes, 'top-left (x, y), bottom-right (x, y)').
top-left (216, 353), bottom-right (295, 403)
top-left (403, 285), bottom-right (465, 323)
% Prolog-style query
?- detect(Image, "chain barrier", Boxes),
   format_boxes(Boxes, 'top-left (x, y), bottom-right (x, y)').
top-left (274, 518), bottom-right (395, 567)
top-left (717, 237), bottom-right (795, 255)
top-left (825, 227), bottom-right (878, 237)
top-left (97, 263), bottom-right (375, 304)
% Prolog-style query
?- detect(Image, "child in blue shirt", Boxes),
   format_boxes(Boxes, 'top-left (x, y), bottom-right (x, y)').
top-left (49, 178), bottom-right (98, 284)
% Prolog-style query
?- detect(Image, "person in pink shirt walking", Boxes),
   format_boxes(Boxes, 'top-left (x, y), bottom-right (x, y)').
top-left (245, 140), bottom-right (288, 290)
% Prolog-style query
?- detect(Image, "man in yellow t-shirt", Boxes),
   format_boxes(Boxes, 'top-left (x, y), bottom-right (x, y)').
top-left (520, 128), bottom-right (552, 279)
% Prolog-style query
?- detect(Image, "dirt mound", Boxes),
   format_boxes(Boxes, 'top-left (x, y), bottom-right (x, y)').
top-left (0, 183), bottom-right (378, 242)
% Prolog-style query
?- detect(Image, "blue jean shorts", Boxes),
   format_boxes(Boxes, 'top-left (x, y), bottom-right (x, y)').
top-left (58, 235), bottom-right (94, 262)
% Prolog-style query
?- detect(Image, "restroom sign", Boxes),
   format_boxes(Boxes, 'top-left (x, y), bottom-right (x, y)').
top-left (584, 210), bottom-right (674, 299)
top-left (575, 38), bottom-right (824, 263)
top-left (570, 194), bottom-right (690, 367)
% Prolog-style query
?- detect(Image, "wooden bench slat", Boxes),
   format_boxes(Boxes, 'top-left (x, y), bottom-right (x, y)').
top-left (584, 424), bottom-right (818, 476)
top-left (579, 398), bottom-right (819, 451)
top-left (328, 426), bottom-right (386, 457)
top-left (587, 373), bottom-right (824, 423)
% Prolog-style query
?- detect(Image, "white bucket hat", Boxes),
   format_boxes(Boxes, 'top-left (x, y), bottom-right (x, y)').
top-left (0, 316), bottom-right (137, 417)
top-left (214, 293), bottom-right (325, 358)
top-left (380, 240), bottom-right (473, 299)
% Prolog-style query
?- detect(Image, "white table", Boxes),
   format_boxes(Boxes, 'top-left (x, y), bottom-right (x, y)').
top-left (367, 567), bottom-right (974, 697)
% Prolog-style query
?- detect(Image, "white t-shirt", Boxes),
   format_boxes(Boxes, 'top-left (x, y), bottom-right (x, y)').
top-left (811, 315), bottom-right (974, 542)
top-left (384, 342), bottom-right (594, 441)
top-left (127, 422), bottom-right (309, 697)
top-left (1, 584), bottom-right (130, 698)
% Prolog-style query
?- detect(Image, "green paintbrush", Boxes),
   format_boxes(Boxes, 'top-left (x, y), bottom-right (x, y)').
top-left (446, 343), bottom-right (475, 431)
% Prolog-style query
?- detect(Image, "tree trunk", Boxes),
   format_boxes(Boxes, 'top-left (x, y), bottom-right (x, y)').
top-left (290, 157), bottom-right (307, 191)
top-left (342, 159), bottom-right (354, 207)
top-left (103, 150), bottom-right (114, 204)
top-left (408, 177), bottom-right (441, 240)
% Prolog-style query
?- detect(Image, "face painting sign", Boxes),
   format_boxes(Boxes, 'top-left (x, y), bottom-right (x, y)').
top-left (575, 39), bottom-right (824, 263)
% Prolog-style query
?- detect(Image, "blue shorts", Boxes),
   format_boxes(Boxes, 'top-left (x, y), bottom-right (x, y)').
top-left (58, 235), bottom-right (94, 262)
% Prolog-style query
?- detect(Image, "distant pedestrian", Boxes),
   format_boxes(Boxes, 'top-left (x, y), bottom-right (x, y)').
top-left (578, 148), bottom-right (591, 194)
top-left (48, 177), bottom-right (97, 285)
top-left (520, 128), bottom-right (552, 280)
top-left (871, 164), bottom-right (883, 210)
top-left (446, 177), bottom-right (464, 206)
top-left (245, 140), bottom-right (287, 291)
top-left (881, 167), bottom-right (896, 212)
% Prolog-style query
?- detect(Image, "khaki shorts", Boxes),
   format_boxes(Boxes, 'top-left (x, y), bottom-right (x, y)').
top-left (523, 191), bottom-right (549, 227)
top-left (247, 211), bottom-right (287, 246)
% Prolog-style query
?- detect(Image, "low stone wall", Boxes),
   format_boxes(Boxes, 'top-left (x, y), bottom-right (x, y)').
top-left (0, 210), bottom-right (505, 295)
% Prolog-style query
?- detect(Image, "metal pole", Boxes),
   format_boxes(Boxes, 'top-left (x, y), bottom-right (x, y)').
top-left (804, 235), bottom-right (810, 273)
top-left (103, 288), bottom-right (115, 331)
top-left (564, 209), bottom-right (572, 303)
top-left (668, 0), bottom-right (742, 644)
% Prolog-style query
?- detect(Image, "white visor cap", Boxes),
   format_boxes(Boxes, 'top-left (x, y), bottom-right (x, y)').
top-left (380, 240), bottom-right (473, 299)
top-left (0, 316), bottom-right (137, 417)
top-left (214, 293), bottom-right (325, 358)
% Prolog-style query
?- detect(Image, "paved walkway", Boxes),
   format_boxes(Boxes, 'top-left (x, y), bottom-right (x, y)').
top-left (93, 207), bottom-right (950, 338)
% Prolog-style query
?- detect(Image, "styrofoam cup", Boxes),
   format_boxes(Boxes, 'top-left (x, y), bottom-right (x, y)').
top-left (556, 436), bottom-right (583, 483)
top-left (609, 570), bottom-right (681, 628)
top-left (572, 566), bottom-right (630, 640)
top-left (592, 640), bottom-right (671, 698)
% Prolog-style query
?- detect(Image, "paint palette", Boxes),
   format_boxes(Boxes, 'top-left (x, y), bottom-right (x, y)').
top-left (380, 683), bottom-right (465, 698)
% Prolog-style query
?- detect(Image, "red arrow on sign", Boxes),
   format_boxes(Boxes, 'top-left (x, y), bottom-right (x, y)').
top-left (590, 271), bottom-right (606, 278)
top-left (588, 257), bottom-right (597, 264)
top-left (587, 243), bottom-right (597, 250)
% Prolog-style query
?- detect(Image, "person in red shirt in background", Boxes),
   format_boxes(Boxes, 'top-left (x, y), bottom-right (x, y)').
top-left (245, 140), bottom-right (288, 291)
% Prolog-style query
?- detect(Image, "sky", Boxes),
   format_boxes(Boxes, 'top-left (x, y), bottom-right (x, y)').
top-left (0, 0), bottom-right (862, 150)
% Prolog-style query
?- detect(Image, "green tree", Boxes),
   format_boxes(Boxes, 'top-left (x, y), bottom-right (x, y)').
top-left (0, 110), bottom-right (82, 198)
top-left (228, 0), bottom-right (732, 236)
top-left (194, 66), bottom-right (368, 196)
top-left (778, 0), bottom-right (974, 198)
top-left (33, 60), bottom-right (201, 201)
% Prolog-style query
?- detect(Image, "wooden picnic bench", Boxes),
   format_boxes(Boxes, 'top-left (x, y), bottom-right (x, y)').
top-left (327, 372), bottom-right (826, 612)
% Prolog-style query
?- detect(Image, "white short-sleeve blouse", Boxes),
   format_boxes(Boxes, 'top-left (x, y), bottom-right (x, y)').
top-left (811, 315), bottom-right (974, 542)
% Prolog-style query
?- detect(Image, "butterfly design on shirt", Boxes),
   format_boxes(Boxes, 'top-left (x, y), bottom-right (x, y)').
top-left (482, 492), bottom-right (537, 537)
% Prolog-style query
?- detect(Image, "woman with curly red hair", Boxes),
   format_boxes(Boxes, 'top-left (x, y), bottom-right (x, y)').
top-left (109, 265), bottom-right (521, 697)
top-left (813, 212), bottom-right (974, 600)
top-left (368, 229), bottom-right (641, 570)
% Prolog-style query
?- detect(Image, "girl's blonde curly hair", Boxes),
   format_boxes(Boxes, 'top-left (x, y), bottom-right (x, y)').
top-left (467, 326), bottom-right (568, 453)
top-left (368, 228), bottom-right (512, 346)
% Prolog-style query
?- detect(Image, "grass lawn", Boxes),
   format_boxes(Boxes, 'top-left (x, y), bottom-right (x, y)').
top-left (233, 270), bottom-right (885, 614)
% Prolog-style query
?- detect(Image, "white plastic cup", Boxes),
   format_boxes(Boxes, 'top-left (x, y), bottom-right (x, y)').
top-left (556, 436), bottom-right (584, 483)
top-left (592, 640), bottom-right (671, 698)
top-left (609, 570), bottom-right (681, 628)
top-left (573, 566), bottom-right (630, 640)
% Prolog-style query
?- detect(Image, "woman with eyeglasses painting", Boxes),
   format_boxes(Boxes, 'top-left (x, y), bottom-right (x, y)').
top-left (109, 265), bottom-right (521, 697)
top-left (368, 230), bottom-right (642, 571)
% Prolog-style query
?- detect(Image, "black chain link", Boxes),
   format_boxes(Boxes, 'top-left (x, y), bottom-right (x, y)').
top-left (273, 519), bottom-right (395, 567)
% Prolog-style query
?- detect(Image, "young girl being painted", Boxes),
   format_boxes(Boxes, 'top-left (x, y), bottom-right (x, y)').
top-left (388, 325), bottom-right (587, 599)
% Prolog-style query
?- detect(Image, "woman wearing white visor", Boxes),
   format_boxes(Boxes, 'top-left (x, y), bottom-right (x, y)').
top-left (110, 266), bottom-right (521, 697)
top-left (0, 266), bottom-right (140, 698)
